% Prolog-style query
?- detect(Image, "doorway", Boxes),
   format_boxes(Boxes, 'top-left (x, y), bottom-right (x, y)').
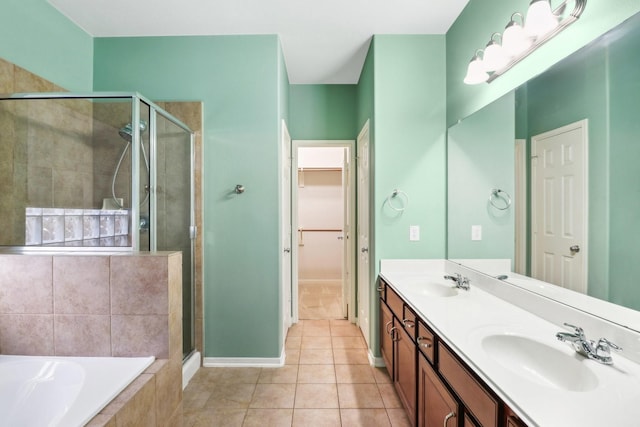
top-left (292, 141), bottom-right (355, 322)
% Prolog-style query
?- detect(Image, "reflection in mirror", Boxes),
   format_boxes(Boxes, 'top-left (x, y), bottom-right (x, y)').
top-left (447, 11), bottom-right (640, 329)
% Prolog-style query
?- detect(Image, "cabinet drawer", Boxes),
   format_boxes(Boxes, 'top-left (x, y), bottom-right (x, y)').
top-left (386, 285), bottom-right (405, 320)
top-left (401, 305), bottom-right (417, 340)
top-left (416, 320), bottom-right (435, 364)
top-left (439, 344), bottom-right (499, 427)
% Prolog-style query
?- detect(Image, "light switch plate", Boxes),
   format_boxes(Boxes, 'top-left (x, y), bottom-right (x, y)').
top-left (410, 225), bottom-right (420, 241)
top-left (471, 225), bottom-right (482, 241)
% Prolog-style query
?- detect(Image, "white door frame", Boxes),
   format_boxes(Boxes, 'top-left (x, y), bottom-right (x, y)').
top-left (281, 120), bottom-right (292, 337)
top-left (531, 119), bottom-right (588, 292)
top-left (291, 140), bottom-right (356, 323)
top-left (514, 138), bottom-right (527, 274)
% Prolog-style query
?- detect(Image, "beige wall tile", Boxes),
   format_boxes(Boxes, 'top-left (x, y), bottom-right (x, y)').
top-left (110, 256), bottom-right (168, 315)
top-left (0, 314), bottom-right (54, 355)
top-left (53, 256), bottom-right (110, 314)
top-left (114, 374), bottom-right (157, 427)
top-left (111, 315), bottom-right (169, 358)
top-left (168, 252), bottom-right (182, 315)
top-left (0, 58), bottom-right (14, 93)
top-left (0, 255), bottom-right (52, 314)
top-left (54, 314), bottom-right (111, 356)
top-left (14, 66), bottom-right (54, 92)
top-left (154, 359), bottom-right (182, 425)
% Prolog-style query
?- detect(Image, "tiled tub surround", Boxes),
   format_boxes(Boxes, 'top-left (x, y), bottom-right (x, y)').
top-left (25, 207), bottom-right (130, 247)
top-left (380, 259), bottom-right (640, 426)
top-left (0, 252), bottom-right (183, 426)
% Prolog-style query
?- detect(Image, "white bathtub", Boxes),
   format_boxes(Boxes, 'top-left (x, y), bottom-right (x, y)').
top-left (0, 355), bottom-right (155, 427)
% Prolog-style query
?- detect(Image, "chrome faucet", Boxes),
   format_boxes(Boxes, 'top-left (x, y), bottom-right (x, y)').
top-left (444, 273), bottom-right (470, 290)
top-left (556, 323), bottom-right (622, 365)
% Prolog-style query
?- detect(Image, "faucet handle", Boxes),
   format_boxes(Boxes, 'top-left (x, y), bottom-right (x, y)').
top-left (595, 338), bottom-right (622, 354)
top-left (563, 323), bottom-right (585, 339)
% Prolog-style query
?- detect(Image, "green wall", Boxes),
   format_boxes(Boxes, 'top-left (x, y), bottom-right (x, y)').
top-left (607, 16), bottom-right (640, 310)
top-left (447, 0), bottom-right (640, 126)
top-left (0, 0), bottom-right (93, 91)
top-left (94, 35), bottom-right (285, 359)
top-left (289, 85), bottom-right (357, 140)
top-left (448, 92), bottom-right (515, 261)
top-left (368, 35), bottom-right (447, 353)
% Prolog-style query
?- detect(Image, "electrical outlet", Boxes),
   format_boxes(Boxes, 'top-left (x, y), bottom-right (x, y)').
top-left (471, 225), bottom-right (482, 241)
top-left (410, 225), bottom-right (420, 241)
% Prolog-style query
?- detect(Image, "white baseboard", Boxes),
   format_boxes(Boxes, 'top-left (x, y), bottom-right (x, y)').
top-left (203, 347), bottom-right (286, 368)
top-left (182, 351), bottom-right (201, 389)
top-left (368, 350), bottom-right (385, 367)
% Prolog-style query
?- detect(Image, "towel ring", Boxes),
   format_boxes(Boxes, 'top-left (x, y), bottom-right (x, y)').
top-left (489, 189), bottom-right (511, 210)
top-left (386, 189), bottom-right (409, 212)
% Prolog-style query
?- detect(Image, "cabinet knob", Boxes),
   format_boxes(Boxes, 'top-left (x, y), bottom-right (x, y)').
top-left (417, 336), bottom-right (432, 348)
top-left (377, 286), bottom-right (384, 292)
top-left (389, 327), bottom-right (399, 341)
top-left (444, 412), bottom-right (456, 427)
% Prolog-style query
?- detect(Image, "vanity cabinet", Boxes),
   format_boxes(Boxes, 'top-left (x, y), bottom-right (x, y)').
top-left (380, 284), bottom-right (417, 424)
top-left (379, 278), bottom-right (528, 427)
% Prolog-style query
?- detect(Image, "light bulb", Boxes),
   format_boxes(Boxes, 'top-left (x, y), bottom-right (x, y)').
top-left (482, 39), bottom-right (511, 72)
top-left (463, 55), bottom-right (489, 85)
top-left (503, 20), bottom-right (533, 56)
top-left (525, 0), bottom-right (558, 37)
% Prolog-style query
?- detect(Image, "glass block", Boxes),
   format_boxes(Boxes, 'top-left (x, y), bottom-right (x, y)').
top-left (65, 215), bottom-right (83, 241)
top-left (25, 215), bottom-right (42, 245)
top-left (42, 214), bottom-right (65, 244)
top-left (99, 212), bottom-right (115, 237)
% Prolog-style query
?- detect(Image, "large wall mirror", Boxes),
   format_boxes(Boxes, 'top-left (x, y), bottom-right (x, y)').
top-left (447, 12), bottom-right (640, 331)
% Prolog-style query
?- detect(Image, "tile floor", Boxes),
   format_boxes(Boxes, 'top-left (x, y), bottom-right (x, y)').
top-left (183, 319), bottom-right (411, 426)
top-left (298, 281), bottom-right (343, 320)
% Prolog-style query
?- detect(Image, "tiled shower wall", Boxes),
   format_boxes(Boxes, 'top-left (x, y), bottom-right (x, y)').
top-left (0, 55), bottom-right (204, 361)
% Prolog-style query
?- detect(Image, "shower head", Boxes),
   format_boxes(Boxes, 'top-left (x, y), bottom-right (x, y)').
top-left (118, 120), bottom-right (148, 142)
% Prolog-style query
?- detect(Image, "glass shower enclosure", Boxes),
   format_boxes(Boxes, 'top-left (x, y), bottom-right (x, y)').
top-left (0, 92), bottom-right (196, 360)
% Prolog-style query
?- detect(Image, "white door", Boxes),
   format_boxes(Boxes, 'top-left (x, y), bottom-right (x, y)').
top-left (357, 121), bottom-right (371, 345)
top-left (531, 119), bottom-right (588, 293)
top-left (281, 121), bottom-right (292, 335)
top-left (514, 139), bottom-right (527, 275)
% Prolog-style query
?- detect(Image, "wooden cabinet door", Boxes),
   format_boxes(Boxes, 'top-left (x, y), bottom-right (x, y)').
top-left (380, 300), bottom-right (394, 377)
top-left (418, 353), bottom-right (458, 427)
top-left (395, 324), bottom-right (417, 426)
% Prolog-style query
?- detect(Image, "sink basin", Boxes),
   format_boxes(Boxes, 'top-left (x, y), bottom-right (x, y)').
top-left (403, 279), bottom-right (458, 298)
top-left (481, 334), bottom-right (598, 392)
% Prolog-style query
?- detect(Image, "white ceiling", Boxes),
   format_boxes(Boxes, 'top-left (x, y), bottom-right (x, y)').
top-left (48, 0), bottom-right (469, 84)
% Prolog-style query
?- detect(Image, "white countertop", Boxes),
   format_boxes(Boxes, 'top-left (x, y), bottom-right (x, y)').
top-left (380, 262), bottom-right (640, 427)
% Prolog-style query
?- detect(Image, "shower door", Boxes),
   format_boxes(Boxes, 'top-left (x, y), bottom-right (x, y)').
top-left (152, 110), bottom-right (195, 360)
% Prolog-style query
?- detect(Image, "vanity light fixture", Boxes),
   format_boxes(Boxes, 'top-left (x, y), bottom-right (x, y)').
top-left (463, 0), bottom-right (587, 85)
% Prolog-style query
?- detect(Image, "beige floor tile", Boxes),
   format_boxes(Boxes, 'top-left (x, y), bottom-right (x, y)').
top-left (335, 365), bottom-right (376, 384)
top-left (286, 336), bottom-right (302, 349)
top-left (249, 383), bottom-right (296, 408)
top-left (258, 365), bottom-right (299, 383)
top-left (192, 408), bottom-right (247, 427)
top-left (214, 367), bottom-right (262, 384)
top-left (242, 409), bottom-right (293, 427)
top-left (287, 323), bottom-right (304, 337)
top-left (292, 409), bottom-right (341, 427)
top-left (372, 366), bottom-right (392, 384)
top-left (301, 336), bottom-right (333, 349)
top-left (332, 336), bottom-right (367, 349)
top-left (333, 348), bottom-right (370, 365)
top-left (286, 349), bottom-right (301, 365)
top-left (330, 324), bottom-right (363, 337)
top-left (377, 383), bottom-right (402, 408)
top-left (299, 348), bottom-right (334, 364)
top-left (337, 384), bottom-right (385, 409)
top-left (294, 383), bottom-right (339, 408)
top-left (339, 409), bottom-right (391, 426)
top-left (387, 408), bottom-right (412, 427)
top-left (297, 364), bottom-right (336, 383)
top-left (329, 319), bottom-right (351, 327)
top-left (304, 319), bottom-right (331, 328)
top-left (204, 383), bottom-right (256, 408)
top-left (183, 389), bottom-right (211, 411)
top-left (303, 325), bottom-right (332, 336)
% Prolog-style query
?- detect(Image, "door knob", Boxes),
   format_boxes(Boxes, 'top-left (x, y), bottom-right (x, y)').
top-left (361, 247), bottom-right (369, 253)
top-left (570, 245), bottom-right (580, 253)
top-left (284, 248), bottom-right (291, 253)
